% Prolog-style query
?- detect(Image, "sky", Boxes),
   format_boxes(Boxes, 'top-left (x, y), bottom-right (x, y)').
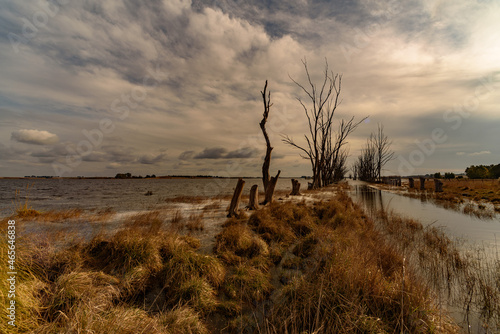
top-left (0, 0), bottom-right (499, 177)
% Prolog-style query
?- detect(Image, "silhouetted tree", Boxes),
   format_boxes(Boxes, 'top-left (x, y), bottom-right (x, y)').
top-left (283, 58), bottom-right (364, 188)
top-left (260, 80), bottom-right (280, 204)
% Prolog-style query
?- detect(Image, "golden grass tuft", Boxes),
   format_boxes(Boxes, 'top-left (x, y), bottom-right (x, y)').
top-left (214, 222), bottom-right (269, 263)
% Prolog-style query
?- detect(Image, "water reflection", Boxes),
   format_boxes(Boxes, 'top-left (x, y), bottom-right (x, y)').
top-left (347, 180), bottom-right (500, 254)
top-left (354, 183), bottom-right (385, 216)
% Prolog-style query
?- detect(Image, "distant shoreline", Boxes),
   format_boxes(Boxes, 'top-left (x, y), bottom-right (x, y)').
top-left (0, 176), bottom-right (308, 180)
top-left (0, 176), bottom-right (231, 180)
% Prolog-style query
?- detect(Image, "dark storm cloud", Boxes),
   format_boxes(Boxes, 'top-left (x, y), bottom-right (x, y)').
top-left (225, 147), bottom-right (258, 159)
top-left (138, 152), bottom-right (168, 165)
top-left (189, 147), bottom-right (258, 159)
top-left (194, 147), bottom-right (227, 159)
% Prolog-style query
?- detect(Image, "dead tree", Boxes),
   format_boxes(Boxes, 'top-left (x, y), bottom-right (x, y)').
top-left (283, 59), bottom-right (365, 188)
top-left (290, 179), bottom-right (301, 195)
top-left (260, 80), bottom-right (273, 192)
top-left (227, 178), bottom-right (245, 218)
top-left (372, 124), bottom-right (395, 182)
top-left (247, 184), bottom-right (259, 210)
top-left (263, 170), bottom-right (281, 205)
top-left (282, 59), bottom-right (341, 189)
top-left (260, 80), bottom-right (280, 203)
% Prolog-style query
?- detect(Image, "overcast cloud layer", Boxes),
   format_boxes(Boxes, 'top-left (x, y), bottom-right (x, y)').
top-left (0, 0), bottom-right (499, 177)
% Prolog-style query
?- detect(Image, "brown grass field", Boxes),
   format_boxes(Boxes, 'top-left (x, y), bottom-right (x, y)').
top-left (0, 187), bottom-right (478, 333)
top-left (374, 178), bottom-right (500, 217)
top-left (407, 178), bottom-right (500, 204)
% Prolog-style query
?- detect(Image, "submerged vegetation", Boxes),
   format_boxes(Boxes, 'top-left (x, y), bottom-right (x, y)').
top-left (1, 189), bottom-right (464, 333)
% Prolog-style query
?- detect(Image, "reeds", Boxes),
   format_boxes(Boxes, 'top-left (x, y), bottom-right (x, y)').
top-left (375, 209), bottom-right (500, 331)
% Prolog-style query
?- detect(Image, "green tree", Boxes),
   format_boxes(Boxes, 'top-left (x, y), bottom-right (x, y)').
top-left (465, 165), bottom-right (489, 179)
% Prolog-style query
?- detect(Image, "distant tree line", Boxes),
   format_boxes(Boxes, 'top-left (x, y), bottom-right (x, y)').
top-left (115, 173), bottom-right (156, 179)
top-left (465, 164), bottom-right (500, 179)
top-left (433, 172), bottom-right (456, 179)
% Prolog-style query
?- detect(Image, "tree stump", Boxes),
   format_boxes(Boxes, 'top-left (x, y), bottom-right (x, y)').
top-left (227, 178), bottom-right (245, 217)
top-left (434, 179), bottom-right (443, 192)
top-left (408, 178), bottom-right (414, 188)
top-left (419, 177), bottom-right (425, 190)
top-left (290, 179), bottom-right (301, 196)
top-left (262, 170), bottom-right (281, 205)
top-left (247, 184), bottom-right (259, 210)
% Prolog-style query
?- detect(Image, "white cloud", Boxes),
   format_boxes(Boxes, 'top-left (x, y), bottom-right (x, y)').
top-left (0, 0), bottom-right (499, 176)
top-left (469, 150), bottom-right (491, 156)
top-left (11, 129), bottom-right (59, 145)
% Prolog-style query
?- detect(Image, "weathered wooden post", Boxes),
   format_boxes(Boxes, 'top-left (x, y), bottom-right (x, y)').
top-left (419, 177), bottom-right (425, 190)
top-left (262, 170), bottom-right (281, 205)
top-left (227, 178), bottom-right (245, 217)
top-left (434, 179), bottom-right (443, 192)
top-left (247, 184), bottom-right (259, 210)
top-left (408, 178), bottom-right (414, 188)
top-left (290, 179), bottom-right (301, 196)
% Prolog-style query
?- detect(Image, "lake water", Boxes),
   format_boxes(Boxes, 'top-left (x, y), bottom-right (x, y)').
top-left (0, 177), bottom-right (309, 217)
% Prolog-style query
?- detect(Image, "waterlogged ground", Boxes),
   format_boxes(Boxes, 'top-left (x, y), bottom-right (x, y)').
top-left (2, 184), bottom-right (462, 334)
top-left (16, 187), bottom-right (337, 254)
top-left (347, 181), bottom-right (500, 333)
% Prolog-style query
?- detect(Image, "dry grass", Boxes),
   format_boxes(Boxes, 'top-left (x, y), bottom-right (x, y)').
top-left (376, 210), bottom-right (500, 331)
top-left (186, 213), bottom-right (205, 231)
top-left (405, 178), bottom-right (500, 207)
top-left (212, 192), bottom-right (456, 333)
top-left (0, 188), bottom-right (462, 333)
top-left (0, 220), bottom-right (225, 333)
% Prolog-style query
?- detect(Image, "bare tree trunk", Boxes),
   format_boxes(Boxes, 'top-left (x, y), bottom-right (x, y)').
top-left (290, 179), bottom-right (301, 196)
top-left (262, 170), bottom-right (281, 205)
top-left (247, 184), bottom-right (259, 210)
top-left (227, 178), bottom-right (245, 218)
top-left (408, 177), bottom-right (414, 188)
top-left (260, 80), bottom-right (273, 192)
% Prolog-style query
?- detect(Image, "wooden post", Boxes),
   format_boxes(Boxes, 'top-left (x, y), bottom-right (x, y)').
top-left (419, 177), bottom-right (425, 190)
top-left (290, 179), bottom-right (301, 196)
top-left (247, 184), bottom-right (259, 210)
top-left (227, 178), bottom-right (245, 217)
top-left (262, 170), bottom-right (281, 205)
top-left (398, 177), bottom-right (401, 187)
top-left (408, 178), bottom-right (414, 188)
top-left (434, 179), bottom-right (443, 192)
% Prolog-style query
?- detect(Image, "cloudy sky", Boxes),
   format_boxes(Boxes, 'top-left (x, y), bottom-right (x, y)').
top-left (1, 0), bottom-right (499, 177)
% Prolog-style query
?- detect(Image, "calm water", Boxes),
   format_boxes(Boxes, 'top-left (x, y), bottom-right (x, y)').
top-left (0, 177), bottom-right (309, 217)
top-left (347, 181), bottom-right (500, 252)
